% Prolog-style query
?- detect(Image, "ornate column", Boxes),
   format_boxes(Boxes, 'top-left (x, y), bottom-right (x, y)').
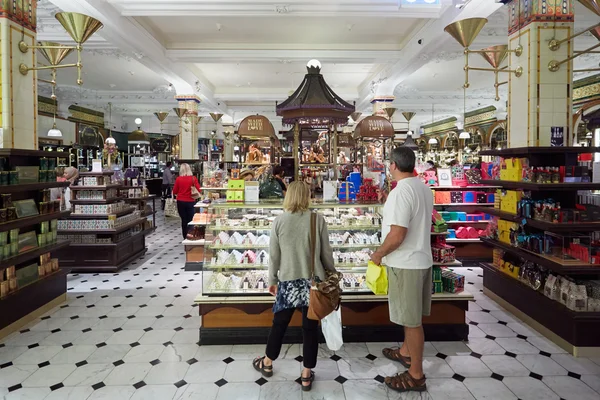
top-left (0, 1), bottom-right (38, 149)
top-left (506, 0), bottom-right (574, 147)
top-left (370, 96), bottom-right (395, 118)
top-left (174, 95), bottom-right (200, 159)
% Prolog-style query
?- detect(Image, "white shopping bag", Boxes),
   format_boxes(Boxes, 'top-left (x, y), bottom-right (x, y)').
top-left (164, 197), bottom-right (179, 218)
top-left (321, 308), bottom-right (343, 351)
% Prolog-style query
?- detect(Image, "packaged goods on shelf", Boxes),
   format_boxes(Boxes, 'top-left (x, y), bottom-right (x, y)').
top-left (72, 201), bottom-right (128, 215)
top-left (74, 189), bottom-right (119, 200)
top-left (432, 244), bottom-right (456, 263)
top-left (441, 269), bottom-right (464, 293)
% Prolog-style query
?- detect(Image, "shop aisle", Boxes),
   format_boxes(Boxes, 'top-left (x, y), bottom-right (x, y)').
top-left (0, 213), bottom-right (599, 400)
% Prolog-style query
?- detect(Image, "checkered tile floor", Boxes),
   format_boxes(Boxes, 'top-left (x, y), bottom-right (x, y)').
top-left (0, 212), bottom-right (599, 399)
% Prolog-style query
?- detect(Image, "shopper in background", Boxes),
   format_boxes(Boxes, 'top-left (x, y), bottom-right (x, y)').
top-left (253, 181), bottom-right (336, 392)
top-left (240, 168), bottom-right (255, 181)
top-left (62, 167), bottom-right (80, 211)
top-left (370, 146), bottom-right (433, 393)
top-left (273, 166), bottom-right (287, 196)
top-left (161, 161), bottom-right (174, 210)
top-left (172, 163), bottom-right (201, 239)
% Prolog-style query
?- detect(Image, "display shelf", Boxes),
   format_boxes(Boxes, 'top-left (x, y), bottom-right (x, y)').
top-left (485, 207), bottom-right (600, 232)
top-left (122, 195), bottom-right (157, 201)
top-left (182, 239), bottom-right (206, 246)
top-left (446, 238), bottom-right (481, 243)
top-left (481, 262), bottom-right (600, 355)
top-left (480, 146), bottom-right (600, 157)
top-left (430, 186), bottom-right (500, 190)
top-left (0, 211), bottom-right (71, 232)
top-left (78, 171), bottom-right (114, 176)
top-left (431, 231), bottom-right (449, 235)
top-left (57, 218), bottom-right (145, 235)
top-left (435, 203), bottom-right (495, 206)
top-left (481, 238), bottom-right (600, 274)
top-left (482, 208), bottom-right (520, 221)
top-left (0, 269), bottom-right (67, 334)
top-left (69, 197), bottom-right (123, 204)
top-left (480, 180), bottom-right (600, 191)
top-left (70, 184), bottom-right (121, 190)
top-left (208, 244), bottom-right (269, 250)
top-left (0, 240), bottom-right (70, 271)
top-left (188, 221), bottom-right (209, 226)
top-left (432, 260), bottom-right (462, 266)
top-left (201, 187), bottom-right (228, 191)
top-left (68, 208), bottom-right (136, 219)
top-left (0, 149), bottom-right (71, 158)
top-left (445, 220), bottom-right (490, 224)
top-left (0, 181), bottom-right (70, 194)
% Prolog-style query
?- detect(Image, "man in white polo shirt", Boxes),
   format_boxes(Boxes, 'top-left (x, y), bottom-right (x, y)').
top-left (371, 146), bottom-right (433, 393)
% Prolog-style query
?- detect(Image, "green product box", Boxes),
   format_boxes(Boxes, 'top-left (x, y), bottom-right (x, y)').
top-left (433, 282), bottom-right (443, 294)
top-left (50, 219), bottom-right (57, 231)
top-left (38, 234), bottom-right (46, 247)
top-left (432, 267), bottom-right (442, 283)
top-left (9, 229), bottom-right (19, 243)
top-left (16, 263), bottom-right (39, 287)
top-left (10, 242), bottom-right (18, 256)
top-left (0, 231), bottom-right (7, 245)
top-left (46, 232), bottom-right (54, 244)
top-left (40, 221), bottom-right (49, 234)
top-left (2, 244), bottom-right (10, 259)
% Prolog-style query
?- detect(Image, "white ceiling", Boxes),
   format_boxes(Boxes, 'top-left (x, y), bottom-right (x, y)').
top-left (141, 16), bottom-right (424, 48)
top-left (38, 0), bottom-right (600, 131)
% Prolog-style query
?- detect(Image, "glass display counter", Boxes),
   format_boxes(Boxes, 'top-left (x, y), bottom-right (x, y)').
top-left (193, 201), bottom-right (473, 345)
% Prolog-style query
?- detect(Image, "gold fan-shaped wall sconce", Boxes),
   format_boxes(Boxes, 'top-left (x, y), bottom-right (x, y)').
top-left (19, 12), bottom-right (103, 86)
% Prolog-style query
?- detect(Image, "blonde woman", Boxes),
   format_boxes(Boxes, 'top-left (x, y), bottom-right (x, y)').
top-left (62, 167), bottom-right (79, 210)
top-left (172, 163), bottom-right (201, 238)
top-left (252, 181), bottom-right (336, 392)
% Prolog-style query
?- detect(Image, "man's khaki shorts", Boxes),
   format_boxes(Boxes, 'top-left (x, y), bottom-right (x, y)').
top-left (387, 267), bottom-right (432, 328)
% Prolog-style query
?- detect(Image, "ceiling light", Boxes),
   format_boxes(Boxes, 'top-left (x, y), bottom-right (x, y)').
top-left (428, 138), bottom-right (438, 144)
top-left (47, 123), bottom-right (62, 137)
top-left (135, 118), bottom-right (142, 125)
top-left (459, 131), bottom-right (471, 139)
top-left (307, 59), bottom-right (322, 70)
top-left (167, 83), bottom-right (173, 91)
top-left (586, 131), bottom-right (593, 138)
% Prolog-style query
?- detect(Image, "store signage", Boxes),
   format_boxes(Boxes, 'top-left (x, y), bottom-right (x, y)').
top-left (337, 133), bottom-right (354, 147)
top-left (151, 138), bottom-right (169, 152)
top-left (367, 119), bottom-right (386, 132)
top-left (247, 118), bottom-right (264, 131)
top-left (551, 127), bottom-right (564, 147)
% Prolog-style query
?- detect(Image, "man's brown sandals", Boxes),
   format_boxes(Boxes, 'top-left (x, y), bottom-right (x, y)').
top-left (382, 347), bottom-right (411, 369)
top-left (385, 371), bottom-right (427, 392)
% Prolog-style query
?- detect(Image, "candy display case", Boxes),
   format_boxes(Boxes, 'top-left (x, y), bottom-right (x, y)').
top-left (195, 201), bottom-right (473, 346)
top-left (201, 201), bottom-right (381, 296)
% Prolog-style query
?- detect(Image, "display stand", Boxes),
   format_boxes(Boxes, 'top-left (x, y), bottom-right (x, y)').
top-left (432, 185), bottom-right (498, 260)
top-left (480, 146), bottom-right (600, 357)
top-left (119, 188), bottom-right (157, 230)
top-left (0, 149), bottom-right (71, 339)
top-left (194, 201), bottom-right (473, 345)
top-left (54, 171), bottom-right (149, 272)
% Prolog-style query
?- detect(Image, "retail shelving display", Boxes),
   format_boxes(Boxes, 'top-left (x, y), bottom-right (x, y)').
top-left (480, 147), bottom-right (600, 356)
top-left (0, 149), bottom-right (71, 336)
top-left (193, 201), bottom-right (472, 345)
top-left (54, 171), bottom-right (152, 272)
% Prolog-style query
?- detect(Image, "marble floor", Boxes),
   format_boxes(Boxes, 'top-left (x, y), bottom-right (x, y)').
top-left (0, 212), bottom-right (599, 400)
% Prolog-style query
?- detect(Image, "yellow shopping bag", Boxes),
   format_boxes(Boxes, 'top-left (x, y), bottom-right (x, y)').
top-left (366, 261), bottom-right (388, 295)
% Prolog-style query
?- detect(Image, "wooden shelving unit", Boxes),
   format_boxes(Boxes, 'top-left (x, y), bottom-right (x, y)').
top-left (54, 172), bottom-right (150, 272)
top-left (480, 146), bottom-right (600, 356)
top-left (0, 149), bottom-right (72, 338)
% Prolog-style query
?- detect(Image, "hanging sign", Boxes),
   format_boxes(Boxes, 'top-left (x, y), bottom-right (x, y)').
top-left (336, 133), bottom-right (354, 147)
top-left (551, 127), bottom-right (564, 146)
top-left (151, 138), bottom-right (170, 152)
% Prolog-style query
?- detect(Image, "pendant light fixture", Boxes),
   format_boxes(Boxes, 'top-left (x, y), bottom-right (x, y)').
top-left (459, 87), bottom-right (471, 140)
top-left (47, 96), bottom-right (62, 137)
top-left (105, 103), bottom-right (116, 144)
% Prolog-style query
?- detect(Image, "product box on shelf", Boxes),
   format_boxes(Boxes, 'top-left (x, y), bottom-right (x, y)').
top-left (441, 268), bottom-right (465, 293)
top-left (543, 231), bottom-right (596, 264)
top-left (432, 244), bottom-right (456, 263)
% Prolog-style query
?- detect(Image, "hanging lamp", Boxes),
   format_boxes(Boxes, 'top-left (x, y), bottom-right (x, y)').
top-left (47, 96), bottom-right (62, 137)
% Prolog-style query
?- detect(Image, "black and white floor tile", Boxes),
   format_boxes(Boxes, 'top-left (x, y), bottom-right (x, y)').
top-left (0, 213), bottom-right (599, 399)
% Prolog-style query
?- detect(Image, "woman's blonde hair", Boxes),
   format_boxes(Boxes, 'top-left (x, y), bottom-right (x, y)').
top-left (283, 181), bottom-right (310, 213)
top-left (179, 163), bottom-right (193, 177)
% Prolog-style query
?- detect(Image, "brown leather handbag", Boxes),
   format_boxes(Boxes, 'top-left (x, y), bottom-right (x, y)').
top-left (307, 212), bottom-right (342, 320)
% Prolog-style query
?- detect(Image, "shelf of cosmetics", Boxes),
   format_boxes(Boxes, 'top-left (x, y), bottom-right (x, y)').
top-left (484, 157), bottom-right (592, 183)
top-left (0, 157), bottom-right (59, 185)
top-left (498, 192), bottom-right (600, 224)
top-left (0, 253), bottom-right (60, 299)
top-left (204, 266), bottom-right (465, 295)
top-left (0, 190), bottom-right (60, 224)
top-left (495, 218), bottom-right (600, 265)
top-left (0, 220), bottom-right (59, 261)
top-left (492, 249), bottom-right (600, 312)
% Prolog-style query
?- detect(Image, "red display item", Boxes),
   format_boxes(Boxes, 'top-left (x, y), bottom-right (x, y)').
top-left (432, 244), bottom-right (456, 263)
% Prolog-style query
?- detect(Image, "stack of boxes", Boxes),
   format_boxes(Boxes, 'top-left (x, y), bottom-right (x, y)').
top-left (432, 266), bottom-right (443, 294)
top-left (500, 157), bottom-right (524, 182)
top-left (37, 220), bottom-right (58, 247)
top-left (0, 266), bottom-right (17, 298)
top-left (500, 190), bottom-right (522, 214)
top-left (356, 179), bottom-right (378, 202)
top-left (0, 253), bottom-right (59, 299)
top-left (226, 180), bottom-right (245, 203)
top-left (441, 269), bottom-right (465, 293)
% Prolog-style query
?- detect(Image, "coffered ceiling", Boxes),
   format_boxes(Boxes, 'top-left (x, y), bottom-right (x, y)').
top-left (38, 0), bottom-right (600, 131)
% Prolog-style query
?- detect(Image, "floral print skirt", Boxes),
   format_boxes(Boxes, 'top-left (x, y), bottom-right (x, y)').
top-left (272, 278), bottom-right (310, 314)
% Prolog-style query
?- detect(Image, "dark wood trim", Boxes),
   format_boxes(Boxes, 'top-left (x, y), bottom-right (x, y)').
top-left (0, 270), bottom-right (67, 331)
top-left (485, 208), bottom-right (600, 232)
top-left (480, 180), bottom-right (600, 191)
top-left (480, 146), bottom-right (600, 156)
top-left (0, 181), bottom-right (70, 194)
top-left (0, 211), bottom-right (71, 233)
top-left (57, 218), bottom-right (145, 235)
top-left (482, 263), bottom-right (600, 347)
top-left (481, 238), bottom-right (600, 275)
top-left (68, 197), bottom-right (123, 205)
top-left (0, 241), bottom-right (70, 271)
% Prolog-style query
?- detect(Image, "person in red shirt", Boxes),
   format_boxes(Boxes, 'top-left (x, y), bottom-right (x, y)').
top-left (172, 163), bottom-right (201, 238)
